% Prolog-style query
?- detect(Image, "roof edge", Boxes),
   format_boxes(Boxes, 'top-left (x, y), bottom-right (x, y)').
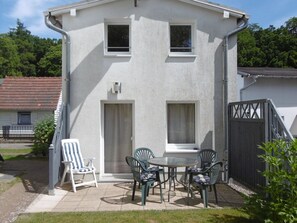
top-left (179, 0), bottom-right (248, 18)
top-left (45, 0), bottom-right (248, 18)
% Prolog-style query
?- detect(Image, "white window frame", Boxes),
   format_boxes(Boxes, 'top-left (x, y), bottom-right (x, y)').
top-left (166, 101), bottom-right (199, 153)
top-left (104, 19), bottom-right (131, 57)
top-left (169, 21), bottom-right (196, 58)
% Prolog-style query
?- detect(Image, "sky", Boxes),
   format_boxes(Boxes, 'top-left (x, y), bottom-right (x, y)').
top-left (0, 0), bottom-right (296, 39)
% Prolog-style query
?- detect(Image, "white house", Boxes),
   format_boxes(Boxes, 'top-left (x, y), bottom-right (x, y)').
top-left (45, 0), bottom-right (248, 180)
top-left (0, 77), bottom-right (62, 139)
top-left (238, 67), bottom-right (297, 137)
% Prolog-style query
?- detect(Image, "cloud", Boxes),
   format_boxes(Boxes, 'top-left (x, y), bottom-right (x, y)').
top-left (9, 0), bottom-right (47, 19)
top-left (7, 0), bottom-right (62, 37)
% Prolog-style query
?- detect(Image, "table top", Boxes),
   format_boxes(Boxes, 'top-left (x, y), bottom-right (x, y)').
top-left (148, 157), bottom-right (198, 168)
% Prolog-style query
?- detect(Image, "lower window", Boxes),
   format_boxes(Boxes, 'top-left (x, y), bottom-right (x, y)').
top-left (18, 112), bottom-right (31, 125)
top-left (167, 103), bottom-right (195, 144)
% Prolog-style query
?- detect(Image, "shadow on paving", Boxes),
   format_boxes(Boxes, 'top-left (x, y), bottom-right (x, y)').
top-left (0, 159), bottom-right (49, 222)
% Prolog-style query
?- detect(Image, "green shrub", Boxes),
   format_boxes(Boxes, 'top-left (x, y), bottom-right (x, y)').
top-left (33, 116), bottom-right (55, 156)
top-left (244, 139), bottom-right (297, 223)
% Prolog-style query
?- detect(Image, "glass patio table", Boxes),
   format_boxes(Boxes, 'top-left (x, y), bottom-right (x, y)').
top-left (148, 157), bottom-right (198, 202)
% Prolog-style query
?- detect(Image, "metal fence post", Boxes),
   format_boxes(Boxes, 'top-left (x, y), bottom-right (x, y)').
top-left (48, 144), bottom-right (55, 195)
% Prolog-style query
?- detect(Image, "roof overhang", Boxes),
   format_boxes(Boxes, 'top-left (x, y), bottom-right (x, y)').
top-left (179, 0), bottom-right (247, 19)
top-left (44, 0), bottom-right (248, 19)
top-left (238, 67), bottom-right (297, 79)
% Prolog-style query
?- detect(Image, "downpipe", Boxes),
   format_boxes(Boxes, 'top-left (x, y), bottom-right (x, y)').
top-left (45, 14), bottom-right (71, 195)
top-left (223, 16), bottom-right (248, 182)
top-left (45, 14), bottom-right (70, 139)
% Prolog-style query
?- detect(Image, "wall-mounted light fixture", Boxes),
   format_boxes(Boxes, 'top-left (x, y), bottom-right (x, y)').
top-left (70, 8), bottom-right (77, 17)
top-left (223, 11), bottom-right (230, 19)
top-left (112, 82), bottom-right (121, 94)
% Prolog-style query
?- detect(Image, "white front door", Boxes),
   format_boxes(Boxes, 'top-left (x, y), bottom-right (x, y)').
top-left (104, 104), bottom-right (132, 174)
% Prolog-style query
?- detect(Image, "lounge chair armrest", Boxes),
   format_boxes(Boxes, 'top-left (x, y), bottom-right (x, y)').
top-left (62, 160), bottom-right (73, 164)
top-left (84, 157), bottom-right (96, 167)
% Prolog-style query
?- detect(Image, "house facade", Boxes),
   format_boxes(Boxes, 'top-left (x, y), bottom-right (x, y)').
top-left (45, 0), bottom-right (248, 180)
top-left (237, 67), bottom-right (297, 137)
top-left (0, 77), bottom-right (62, 139)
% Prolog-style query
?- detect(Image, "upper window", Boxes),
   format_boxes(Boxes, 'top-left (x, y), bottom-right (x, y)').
top-left (106, 24), bottom-right (130, 54)
top-left (170, 25), bottom-right (192, 53)
top-left (167, 103), bottom-right (195, 144)
top-left (18, 112), bottom-right (31, 125)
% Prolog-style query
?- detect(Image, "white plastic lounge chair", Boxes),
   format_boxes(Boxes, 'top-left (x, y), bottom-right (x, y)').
top-left (60, 138), bottom-right (98, 192)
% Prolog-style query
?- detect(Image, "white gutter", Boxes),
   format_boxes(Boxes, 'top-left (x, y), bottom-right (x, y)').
top-left (45, 14), bottom-right (70, 138)
top-left (223, 16), bottom-right (248, 181)
top-left (239, 74), bottom-right (258, 100)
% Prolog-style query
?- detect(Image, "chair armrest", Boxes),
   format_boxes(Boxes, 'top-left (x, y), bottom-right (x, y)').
top-left (84, 157), bottom-right (96, 167)
top-left (62, 161), bottom-right (73, 164)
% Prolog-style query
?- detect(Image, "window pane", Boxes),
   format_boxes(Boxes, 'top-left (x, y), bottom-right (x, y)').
top-left (18, 112), bottom-right (31, 125)
top-left (107, 25), bottom-right (129, 52)
top-left (170, 25), bottom-right (192, 52)
top-left (168, 104), bottom-right (195, 143)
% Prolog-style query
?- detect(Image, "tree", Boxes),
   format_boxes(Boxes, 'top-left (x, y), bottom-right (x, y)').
top-left (1, 19), bottom-right (62, 77)
top-left (238, 17), bottom-right (297, 68)
top-left (238, 29), bottom-right (265, 66)
top-left (0, 35), bottom-right (21, 77)
top-left (8, 19), bottom-right (36, 76)
top-left (285, 17), bottom-right (297, 35)
top-left (38, 44), bottom-right (62, 76)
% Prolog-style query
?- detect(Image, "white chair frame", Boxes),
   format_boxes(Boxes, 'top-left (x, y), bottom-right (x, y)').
top-left (60, 139), bottom-right (98, 192)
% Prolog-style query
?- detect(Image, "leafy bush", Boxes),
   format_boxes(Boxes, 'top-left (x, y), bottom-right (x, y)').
top-left (244, 139), bottom-right (297, 223)
top-left (33, 116), bottom-right (55, 156)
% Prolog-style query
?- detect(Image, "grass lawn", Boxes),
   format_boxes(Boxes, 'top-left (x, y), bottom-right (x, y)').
top-left (0, 148), bottom-right (47, 160)
top-left (16, 209), bottom-right (254, 223)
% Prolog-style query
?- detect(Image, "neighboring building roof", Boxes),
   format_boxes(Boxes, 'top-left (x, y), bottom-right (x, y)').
top-left (45, 0), bottom-right (248, 19)
top-left (0, 77), bottom-right (62, 111)
top-left (238, 67), bottom-right (297, 78)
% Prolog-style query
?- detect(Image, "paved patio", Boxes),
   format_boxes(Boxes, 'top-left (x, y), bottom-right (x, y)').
top-left (25, 181), bottom-right (244, 213)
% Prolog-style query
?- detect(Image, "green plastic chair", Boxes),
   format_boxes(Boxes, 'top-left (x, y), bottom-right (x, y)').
top-left (189, 161), bottom-right (223, 208)
top-left (125, 156), bottom-right (163, 206)
top-left (134, 147), bottom-right (166, 188)
top-left (186, 149), bottom-right (217, 187)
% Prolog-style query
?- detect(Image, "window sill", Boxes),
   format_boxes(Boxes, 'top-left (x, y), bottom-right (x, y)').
top-left (168, 54), bottom-right (197, 58)
top-left (165, 148), bottom-right (199, 154)
top-left (165, 144), bottom-right (199, 153)
top-left (104, 53), bottom-right (131, 58)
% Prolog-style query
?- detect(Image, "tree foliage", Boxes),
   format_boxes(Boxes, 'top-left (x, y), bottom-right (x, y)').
top-left (244, 139), bottom-right (297, 223)
top-left (0, 19), bottom-right (62, 77)
top-left (238, 17), bottom-right (297, 68)
top-left (0, 35), bottom-right (22, 77)
top-left (33, 115), bottom-right (56, 156)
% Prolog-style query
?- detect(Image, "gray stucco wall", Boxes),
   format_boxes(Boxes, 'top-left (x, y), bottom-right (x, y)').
top-left (60, 0), bottom-right (239, 175)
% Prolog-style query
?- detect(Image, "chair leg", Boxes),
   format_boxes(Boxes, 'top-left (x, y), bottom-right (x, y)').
top-left (70, 172), bottom-right (76, 193)
top-left (187, 174), bottom-right (191, 201)
top-left (159, 178), bottom-right (163, 203)
top-left (202, 187), bottom-right (208, 208)
top-left (132, 180), bottom-right (137, 201)
top-left (141, 183), bottom-right (147, 206)
top-left (92, 171), bottom-right (98, 187)
top-left (162, 170), bottom-right (166, 189)
top-left (60, 169), bottom-right (67, 186)
top-left (213, 184), bottom-right (218, 204)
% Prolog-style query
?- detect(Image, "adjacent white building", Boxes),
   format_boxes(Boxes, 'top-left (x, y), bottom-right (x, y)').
top-left (45, 0), bottom-right (248, 180)
top-left (238, 67), bottom-right (297, 137)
